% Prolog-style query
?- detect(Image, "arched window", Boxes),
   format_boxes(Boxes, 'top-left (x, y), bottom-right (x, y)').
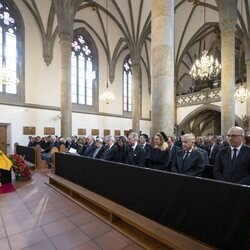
top-left (0, 0), bottom-right (19, 94)
top-left (123, 56), bottom-right (132, 112)
top-left (71, 32), bottom-right (97, 110)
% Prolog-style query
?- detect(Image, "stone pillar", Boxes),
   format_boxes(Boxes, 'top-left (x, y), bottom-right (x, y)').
top-left (53, 0), bottom-right (81, 138)
top-left (151, 0), bottom-right (175, 136)
top-left (60, 35), bottom-right (72, 138)
top-left (131, 61), bottom-right (141, 134)
top-left (218, 0), bottom-right (237, 135)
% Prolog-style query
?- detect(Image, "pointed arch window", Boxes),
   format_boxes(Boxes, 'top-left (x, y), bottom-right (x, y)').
top-left (0, 0), bottom-right (18, 94)
top-left (123, 56), bottom-right (132, 112)
top-left (71, 34), bottom-right (96, 106)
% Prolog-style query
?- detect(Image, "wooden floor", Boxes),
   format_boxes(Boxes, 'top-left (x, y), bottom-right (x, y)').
top-left (48, 174), bottom-right (215, 250)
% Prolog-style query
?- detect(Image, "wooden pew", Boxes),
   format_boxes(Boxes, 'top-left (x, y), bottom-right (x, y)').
top-left (34, 145), bottom-right (48, 169)
top-left (59, 144), bottom-right (66, 153)
top-left (34, 145), bottom-right (59, 169)
top-left (48, 174), bottom-right (213, 250)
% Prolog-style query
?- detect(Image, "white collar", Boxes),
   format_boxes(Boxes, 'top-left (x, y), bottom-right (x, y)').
top-left (230, 143), bottom-right (243, 151)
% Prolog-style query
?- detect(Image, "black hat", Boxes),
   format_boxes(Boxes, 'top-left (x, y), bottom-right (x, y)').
top-left (160, 132), bottom-right (168, 142)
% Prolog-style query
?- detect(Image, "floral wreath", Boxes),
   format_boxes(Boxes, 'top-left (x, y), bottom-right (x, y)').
top-left (8, 154), bottom-right (32, 181)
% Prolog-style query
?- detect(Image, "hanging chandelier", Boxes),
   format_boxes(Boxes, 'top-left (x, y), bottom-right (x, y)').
top-left (235, 85), bottom-right (248, 103)
top-left (189, 0), bottom-right (222, 80)
top-left (99, 88), bottom-right (116, 104)
top-left (99, 0), bottom-right (116, 105)
top-left (0, 64), bottom-right (19, 86)
top-left (190, 50), bottom-right (222, 80)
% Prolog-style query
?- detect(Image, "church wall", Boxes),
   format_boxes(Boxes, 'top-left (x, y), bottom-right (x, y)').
top-left (15, 0), bottom-right (61, 107)
top-left (0, 1), bottom-right (151, 153)
top-left (1, 104), bottom-right (150, 154)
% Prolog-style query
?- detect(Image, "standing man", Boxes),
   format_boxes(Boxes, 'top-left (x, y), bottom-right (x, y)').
top-left (214, 126), bottom-right (250, 185)
top-left (167, 136), bottom-right (180, 171)
top-left (205, 136), bottom-right (220, 165)
top-left (139, 134), bottom-right (151, 168)
top-left (128, 132), bottom-right (146, 167)
top-left (172, 133), bottom-right (205, 176)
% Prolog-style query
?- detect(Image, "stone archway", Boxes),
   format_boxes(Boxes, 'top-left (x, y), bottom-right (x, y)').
top-left (177, 104), bottom-right (243, 136)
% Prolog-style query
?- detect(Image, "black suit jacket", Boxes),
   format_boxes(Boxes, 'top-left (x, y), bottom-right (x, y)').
top-left (128, 145), bottom-right (146, 167)
top-left (102, 144), bottom-right (118, 161)
top-left (207, 144), bottom-right (220, 165)
top-left (92, 146), bottom-right (105, 159)
top-left (167, 144), bottom-right (180, 171)
top-left (83, 143), bottom-right (97, 157)
top-left (141, 143), bottom-right (151, 168)
top-left (172, 149), bottom-right (205, 176)
top-left (214, 145), bottom-right (250, 185)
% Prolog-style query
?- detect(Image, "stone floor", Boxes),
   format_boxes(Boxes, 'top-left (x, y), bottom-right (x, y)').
top-left (0, 171), bottom-right (144, 250)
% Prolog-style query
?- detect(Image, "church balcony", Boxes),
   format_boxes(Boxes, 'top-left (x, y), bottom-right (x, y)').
top-left (176, 83), bottom-right (247, 107)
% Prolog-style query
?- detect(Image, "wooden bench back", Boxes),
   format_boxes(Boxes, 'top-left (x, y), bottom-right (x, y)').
top-left (34, 144), bottom-right (48, 169)
top-left (59, 144), bottom-right (66, 152)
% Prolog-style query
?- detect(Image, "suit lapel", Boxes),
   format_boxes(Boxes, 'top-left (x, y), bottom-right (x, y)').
top-left (232, 146), bottom-right (246, 169)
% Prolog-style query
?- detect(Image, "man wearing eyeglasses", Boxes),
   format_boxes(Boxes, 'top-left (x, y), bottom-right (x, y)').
top-left (214, 126), bottom-right (250, 185)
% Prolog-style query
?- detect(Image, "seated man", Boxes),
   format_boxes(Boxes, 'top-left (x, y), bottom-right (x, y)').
top-left (214, 126), bottom-right (250, 185)
top-left (172, 133), bottom-right (205, 176)
top-left (102, 135), bottom-right (118, 161)
top-left (128, 132), bottom-right (146, 167)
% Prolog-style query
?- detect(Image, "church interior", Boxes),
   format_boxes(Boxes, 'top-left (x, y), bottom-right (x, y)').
top-left (0, 0), bottom-right (250, 249)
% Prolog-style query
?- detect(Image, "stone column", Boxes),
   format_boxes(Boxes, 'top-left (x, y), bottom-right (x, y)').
top-left (151, 0), bottom-right (175, 136)
top-left (53, 0), bottom-right (81, 138)
top-left (131, 61), bottom-right (141, 134)
top-left (60, 35), bottom-right (72, 138)
top-left (218, 0), bottom-right (237, 135)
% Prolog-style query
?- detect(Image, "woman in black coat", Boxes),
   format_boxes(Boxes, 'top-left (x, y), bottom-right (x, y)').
top-left (150, 133), bottom-right (169, 171)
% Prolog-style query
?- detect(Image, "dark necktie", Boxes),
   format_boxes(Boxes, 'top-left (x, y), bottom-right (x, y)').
top-left (231, 148), bottom-right (237, 168)
top-left (183, 151), bottom-right (190, 166)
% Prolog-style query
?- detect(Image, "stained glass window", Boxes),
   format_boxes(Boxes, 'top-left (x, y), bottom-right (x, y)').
top-left (71, 35), bottom-right (96, 106)
top-left (0, 1), bottom-right (18, 94)
top-left (123, 56), bottom-right (132, 112)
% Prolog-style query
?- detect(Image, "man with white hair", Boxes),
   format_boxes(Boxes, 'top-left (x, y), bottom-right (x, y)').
top-left (214, 126), bottom-right (250, 185)
top-left (172, 133), bottom-right (205, 176)
top-left (128, 132), bottom-right (146, 167)
top-left (102, 135), bottom-right (118, 161)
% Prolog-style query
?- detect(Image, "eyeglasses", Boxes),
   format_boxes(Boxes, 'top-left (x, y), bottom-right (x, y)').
top-left (227, 134), bottom-right (242, 138)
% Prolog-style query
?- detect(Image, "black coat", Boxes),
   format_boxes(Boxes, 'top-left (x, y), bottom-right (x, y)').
top-left (213, 145), bottom-right (250, 184)
top-left (172, 149), bottom-right (205, 176)
top-left (128, 145), bottom-right (146, 167)
top-left (150, 147), bottom-right (169, 170)
top-left (102, 144), bottom-right (118, 161)
top-left (83, 143), bottom-right (97, 157)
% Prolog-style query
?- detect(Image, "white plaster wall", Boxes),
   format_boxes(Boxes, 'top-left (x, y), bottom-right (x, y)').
top-left (177, 104), bottom-right (203, 125)
top-left (15, 0), bottom-right (61, 107)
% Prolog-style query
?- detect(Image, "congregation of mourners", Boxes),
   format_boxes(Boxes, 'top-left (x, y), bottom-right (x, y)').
top-left (26, 126), bottom-right (250, 185)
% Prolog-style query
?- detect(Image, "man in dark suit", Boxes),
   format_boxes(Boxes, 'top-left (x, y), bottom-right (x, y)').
top-left (214, 126), bottom-right (250, 185)
top-left (92, 138), bottom-right (105, 159)
top-left (83, 135), bottom-right (97, 157)
top-left (128, 132), bottom-right (146, 167)
top-left (102, 135), bottom-right (118, 161)
top-left (172, 133), bottom-right (205, 176)
top-left (205, 136), bottom-right (220, 165)
top-left (167, 136), bottom-right (180, 171)
top-left (139, 134), bottom-right (151, 168)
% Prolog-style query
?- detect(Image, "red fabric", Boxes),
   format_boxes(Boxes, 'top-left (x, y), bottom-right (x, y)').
top-left (0, 183), bottom-right (15, 194)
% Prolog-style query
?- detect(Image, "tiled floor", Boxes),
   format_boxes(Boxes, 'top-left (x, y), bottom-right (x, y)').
top-left (0, 171), bottom-right (145, 250)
